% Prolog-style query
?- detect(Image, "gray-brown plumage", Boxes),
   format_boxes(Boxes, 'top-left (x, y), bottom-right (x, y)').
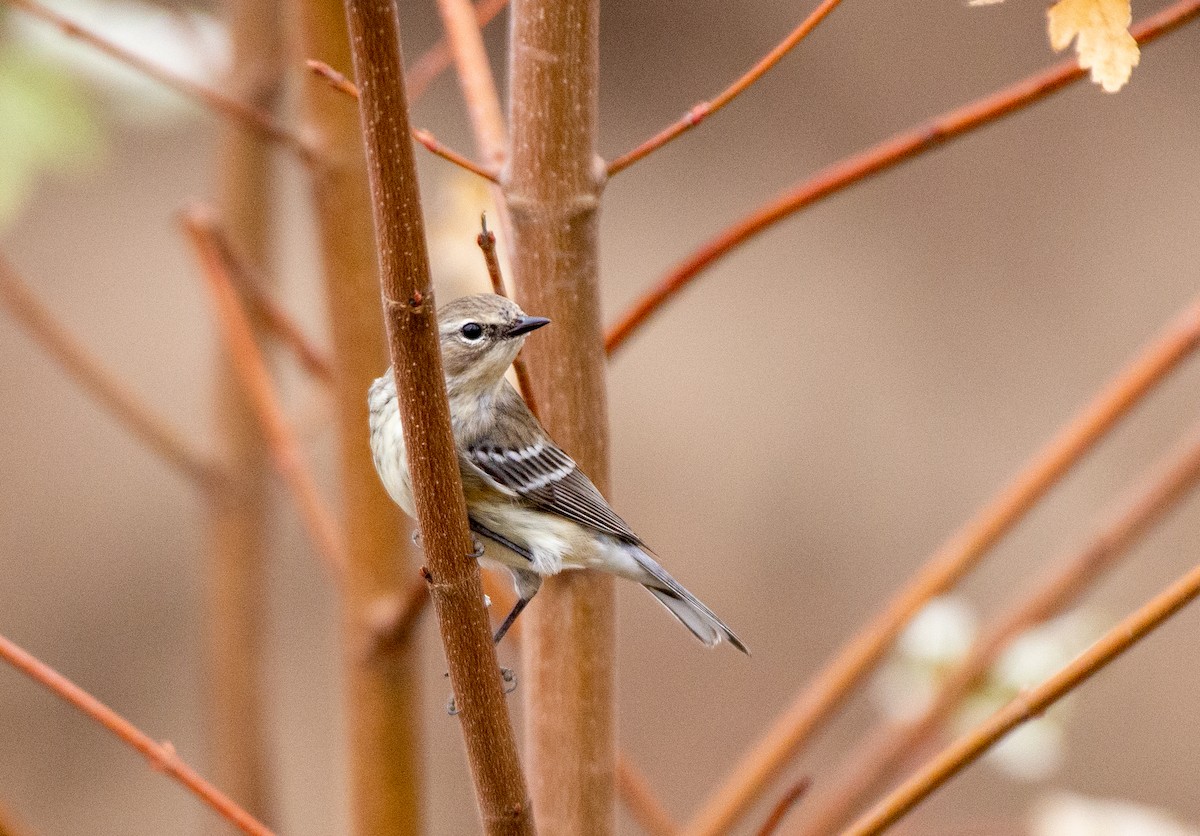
top-left (369, 293), bottom-right (746, 652)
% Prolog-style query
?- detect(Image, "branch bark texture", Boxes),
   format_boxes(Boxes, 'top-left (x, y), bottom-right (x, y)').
top-left (341, 0), bottom-right (533, 832)
top-left (295, 0), bottom-right (425, 828)
top-left (503, 0), bottom-right (612, 832)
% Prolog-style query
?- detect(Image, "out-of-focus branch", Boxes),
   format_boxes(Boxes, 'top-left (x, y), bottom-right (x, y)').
top-left (183, 208), bottom-right (346, 578)
top-left (434, 0), bottom-right (507, 171)
top-left (606, 0), bottom-right (845, 176)
top-left (0, 632), bottom-right (272, 836)
top-left (505, 0), bottom-right (611, 831)
top-left (0, 800), bottom-right (29, 836)
top-left (684, 290), bottom-right (1200, 836)
top-left (617, 759), bottom-right (679, 836)
top-left (296, 0), bottom-right (424, 828)
top-left (0, 0), bottom-right (316, 162)
top-left (798, 418), bottom-right (1200, 835)
top-left (845, 555), bottom-right (1200, 835)
top-left (194, 217), bottom-right (335, 385)
top-left (340, 0), bottom-right (533, 830)
top-left (406, 0), bottom-right (509, 102)
top-left (605, 0), bottom-right (1200, 355)
top-left (0, 254), bottom-right (218, 488)
top-left (755, 777), bottom-right (811, 836)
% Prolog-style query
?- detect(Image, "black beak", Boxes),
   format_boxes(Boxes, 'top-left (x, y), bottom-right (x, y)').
top-left (506, 315), bottom-right (550, 338)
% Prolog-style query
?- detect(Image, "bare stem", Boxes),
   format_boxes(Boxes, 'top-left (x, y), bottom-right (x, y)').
top-left (407, 0), bottom-right (509, 102)
top-left (476, 218), bottom-right (538, 417)
top-left (754, 777), bottom-right (811, 836)
top-left (616, 759), bottom-right (679, 836)
top-left (684, 291), bottom-right (1200, 836)
top-left (505, 0), bottom-right (611, 831)
top-left (0, 632), bottom-right (272, 836)
top-left (606, 0), bottom-right (845, 176)
top-left (0, 0), bottom-right (315, 162)
top-left (296, 0), bottom-right (426, 828)
top-left (340, 0), bottom-right (533, 830)
top-left (184, 208), bottom-right (347, 578)
top-left (307, 58), bottom-right (361, 98)
top-left (797, 418), bottom-right (1200, 835)
top-left (845, 554), bottom-right (1200, 835)
top-left (0, 254), bottom-right (217, 487)
top-left (434, 0), bottom-right (507, 170)
top-left (193, 217), bottom-right (335, 385)
top-left (605, 0), bottom-right (1200, 355)
top-left (412, 128), bottom-right (500, 182)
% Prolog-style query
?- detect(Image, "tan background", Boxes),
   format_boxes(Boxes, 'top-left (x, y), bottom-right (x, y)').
top-left (3, 0), bottom-right (1200, 833)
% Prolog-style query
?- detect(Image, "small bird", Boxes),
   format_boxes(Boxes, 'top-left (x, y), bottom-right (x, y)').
top-left (369, 293), bottom-right (746, 653)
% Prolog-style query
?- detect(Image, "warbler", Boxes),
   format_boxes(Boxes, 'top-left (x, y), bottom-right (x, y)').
top-left (369, 293), bottom-right (746, 652)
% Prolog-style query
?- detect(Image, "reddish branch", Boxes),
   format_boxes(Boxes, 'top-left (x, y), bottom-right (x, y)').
top-left (605, 0), bottom-right (1200, 355)
top-left (307, 59), bottom-right (360, 98)
top-left (192, 218), bottom-right (335, 385)
top-left (407, 0), bottom-right (509, 102)
top-left (0, 632), bottom-right (272, 836)
top-left (1, 0), bottom-right (314, 161)
top-left (412, 128), bottom-right (500, 182)
top-left (798, 419), bottom-right (1200, 835)
top-left (755, 777), bottom-right (812, 836)
top-left (340, 0), bottom-right (533, 830)
top-left (476, 219), bottom-right (538, 417)
top-left (183, 209), bottom-right (347, 578)
top-left (606, 0), bottom-right (845, 176)
top-left (0, 254), bottom-right (217, 487)
top-left (684, 290), bottom-right (1200, 836)
top-left (616, 759), bottom-right (679, 836)
top-left (846, 554), bottom-right (1200, 834)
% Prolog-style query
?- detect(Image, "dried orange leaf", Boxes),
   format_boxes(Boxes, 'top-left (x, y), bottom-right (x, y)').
top-left (1047, 0), bottom-right (1140, 92)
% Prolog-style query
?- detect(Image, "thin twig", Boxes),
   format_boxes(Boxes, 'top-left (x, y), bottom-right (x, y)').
top-left (606, 0), bottom-right (844, 176)
top-left (477, 215), bottom-right (538, 417)
top-left (617, 758), bottom-right (680, 836)
top-left (684, 290), bottom-right (1200, 836)
top-left (306, 59), bottom-right (359, 98)
top-left (0, 254), bottom-right (218, 488)
top-left (605, 0), bottom-right (1200, 355)
top-left (407, 0), bottom-right (509, 102)
top-left (341, 0), bottom-right (534, 827)
top-left (846, 554), bottom-right (1200, 835)
top-left (797, 418), bottom-right (1200, 835)
top-left (1, 0), bottom-right (316, 162)
top-left (182, 208), bottom-right (347, 578)
top-left (412, 128), bottom-right (499, 182)
top-left (0, 632), bottom-right (272, 836)
top-left (755, 777), bottom-right (811, 836)
top-left (193, 219), bottom-right (335, 385)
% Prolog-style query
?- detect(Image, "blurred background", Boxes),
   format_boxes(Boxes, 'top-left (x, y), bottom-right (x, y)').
top-left (2, 0), bottom-right (1200, 833)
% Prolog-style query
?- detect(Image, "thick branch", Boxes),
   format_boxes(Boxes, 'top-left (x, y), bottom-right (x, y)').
top-left (846, 554), bottom-right (1200, 835)
top-left (0, 254), bottom-right (217, 487)
top-left (605, 0), bottom-right (1200, 355)
top-left (505, 0), bottom-right (611, 831)
top-left (0, 632), bottom-right (271, 836)
top-left (184, 209), bottom-right (347, 578)
top-left (341, 0), bottom-right (533, 831)
top-left (798, 418), bottom-right (1200, 835)
top-left (685, 290), bottom-right (1200, 835)
top-left (1, 0), bottom-right (314, 161)
top-left (606, 0), bottom-right (844, 176)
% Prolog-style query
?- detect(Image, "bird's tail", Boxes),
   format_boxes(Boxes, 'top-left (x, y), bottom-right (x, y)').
top-left (632, 548), bottom-right (749, 654)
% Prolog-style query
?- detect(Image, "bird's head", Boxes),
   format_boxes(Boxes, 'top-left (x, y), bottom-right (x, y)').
top-left (437, 293), bottom-right (549, 394)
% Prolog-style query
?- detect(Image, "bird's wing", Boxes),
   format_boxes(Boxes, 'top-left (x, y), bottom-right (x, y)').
top-left (463, 438), bottom-right (641, 543)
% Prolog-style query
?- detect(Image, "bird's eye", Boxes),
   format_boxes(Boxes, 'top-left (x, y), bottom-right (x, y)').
top-left (461, 322), bottom-right (484, 341)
